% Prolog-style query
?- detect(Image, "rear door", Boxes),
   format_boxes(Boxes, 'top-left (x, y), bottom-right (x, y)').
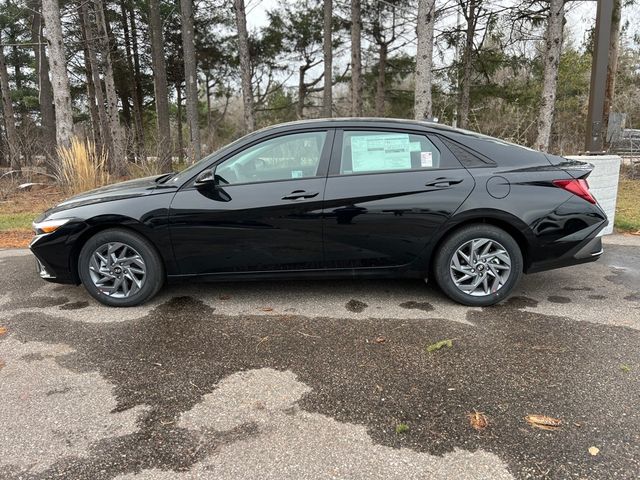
top-left (322, 128), bottom-right (474, 269)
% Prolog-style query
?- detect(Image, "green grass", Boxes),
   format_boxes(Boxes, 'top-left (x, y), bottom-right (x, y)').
top-left (426, 339), bottom-right (453, 353)
top-left (615, 179), bottom-right (640, 233)
top-left (395, 423), bottom-right (409, 434)
top-left (0, 213), bottom-right (36, 231)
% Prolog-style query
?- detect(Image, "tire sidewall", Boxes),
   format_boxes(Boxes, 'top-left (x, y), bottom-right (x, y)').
top-left (78, 229), bottom-right (164, 307)
top-left (434, 225), bottom-right (523, 307)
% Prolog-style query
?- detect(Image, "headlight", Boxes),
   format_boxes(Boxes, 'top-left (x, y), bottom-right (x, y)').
top-left (32, 218), bottom-right (71, 235)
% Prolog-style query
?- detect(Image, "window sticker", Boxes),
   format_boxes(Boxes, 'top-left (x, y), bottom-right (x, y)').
top-left (291, 170), bottom-right (304, 178)
top-left (420, 151), bottom-right (433, 168)
top-left (350, 134), bottom-right (412, 172)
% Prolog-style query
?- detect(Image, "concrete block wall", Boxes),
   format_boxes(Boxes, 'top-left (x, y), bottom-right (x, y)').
top-left (566, 155), bottom-right (621, 235)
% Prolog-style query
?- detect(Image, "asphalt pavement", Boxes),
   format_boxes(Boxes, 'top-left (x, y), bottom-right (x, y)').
top-left (0, 234), bottom-right (639, 479)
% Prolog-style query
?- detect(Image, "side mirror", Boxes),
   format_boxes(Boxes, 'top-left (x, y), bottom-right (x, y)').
top-left (195, 167), bottom-right (216, 187)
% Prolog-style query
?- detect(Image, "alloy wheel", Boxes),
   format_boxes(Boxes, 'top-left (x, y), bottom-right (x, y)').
top-left (88, 242), bottom-right (146, 298)
top-left (449, 237), bottom-right (511, 297)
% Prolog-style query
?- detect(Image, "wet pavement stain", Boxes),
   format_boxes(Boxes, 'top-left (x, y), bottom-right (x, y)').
top-left (624, 293), bottom-right (640, 302)
top-left (345, 299), bottom-right (368, 313)
top-left (499, 296), bottom-right (538, 309)
top-left (398, 301), bottom-right (434, 312)
top-left (547, 295), bottom-right (572, 304)
top-left (59, 301), bottom-right (90, 311)
top-left (1, 296), bottom-right (639, 479)
top-left (588, 294), bottom-right (607, 300)
top-left (5, 296), bottom-right (69, 309)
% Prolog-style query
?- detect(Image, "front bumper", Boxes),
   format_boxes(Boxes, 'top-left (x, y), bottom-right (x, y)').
top-left (29, 224), bottom-right (84, 285)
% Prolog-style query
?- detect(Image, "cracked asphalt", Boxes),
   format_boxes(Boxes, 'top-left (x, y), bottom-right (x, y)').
top-left (0, 235), bottom-right (639, 479)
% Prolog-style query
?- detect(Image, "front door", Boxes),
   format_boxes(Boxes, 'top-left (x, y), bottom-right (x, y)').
top-left (322, 129), bottom-right (474, 269)
top-left (169, 130), bottom-right (332, 275)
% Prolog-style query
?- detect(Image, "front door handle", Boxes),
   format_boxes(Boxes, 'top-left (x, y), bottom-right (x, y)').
top-left (282, 190), bottom-right (319, 200)
top-left (424, 177), bottom-right (464, 188)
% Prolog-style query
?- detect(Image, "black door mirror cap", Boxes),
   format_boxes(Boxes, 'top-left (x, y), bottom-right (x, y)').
top-left (195, 167), bottom-right (217, 187)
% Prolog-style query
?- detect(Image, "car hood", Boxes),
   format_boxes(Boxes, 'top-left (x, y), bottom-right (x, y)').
top-left (43, 175), bottom-right (173, 217)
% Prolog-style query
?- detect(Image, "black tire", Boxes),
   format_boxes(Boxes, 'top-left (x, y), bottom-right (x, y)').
top-left (78, 228), bottom-right (164, 307)
top-left (433, 224), bottom-right (523, 307)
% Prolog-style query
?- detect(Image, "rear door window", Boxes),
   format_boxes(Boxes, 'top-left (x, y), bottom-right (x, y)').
top-left (339, 131), bottom-right (442, 175)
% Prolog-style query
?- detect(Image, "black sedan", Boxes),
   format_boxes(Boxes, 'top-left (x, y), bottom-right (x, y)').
top-left (30, 119), bottom-right (607, 307)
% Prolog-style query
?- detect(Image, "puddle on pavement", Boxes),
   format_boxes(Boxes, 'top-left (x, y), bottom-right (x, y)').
top-left (345, 299), bottom-right (368, 313)
top-left (399, 301), bottom-right (434, 312)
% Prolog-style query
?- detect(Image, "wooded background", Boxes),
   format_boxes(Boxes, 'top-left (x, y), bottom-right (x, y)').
top-left (0, 0), bottom-right (637, 175)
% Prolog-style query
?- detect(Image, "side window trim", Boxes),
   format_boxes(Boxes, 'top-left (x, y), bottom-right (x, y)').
top-left (182, 128), bottom-right (334, 189)
top-left (328, 128), bottom-right (461, 178)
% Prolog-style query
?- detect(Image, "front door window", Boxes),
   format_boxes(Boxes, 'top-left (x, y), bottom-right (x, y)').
top-left (216, 131), bottom-right (327, 185)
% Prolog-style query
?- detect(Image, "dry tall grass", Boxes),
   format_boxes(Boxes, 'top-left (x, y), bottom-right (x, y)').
top-left (56, 138), bottom-right (110, 195)
top-left (128, 156), bottom-right (165, 178)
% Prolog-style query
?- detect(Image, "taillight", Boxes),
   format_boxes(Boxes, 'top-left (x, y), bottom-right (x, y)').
top-left (552, 179), bottom-right (596, 204)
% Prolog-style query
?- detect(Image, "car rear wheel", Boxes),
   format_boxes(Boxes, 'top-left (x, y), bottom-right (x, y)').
top-left (433, 224), bottom-right (523, 306)
top-left (78, 228), bottom-right (164, 307)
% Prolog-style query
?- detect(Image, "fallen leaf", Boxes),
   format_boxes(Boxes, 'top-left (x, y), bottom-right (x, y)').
top-left (375, 336), bottom-right (386, 344)
top-left (467, 411), bottom-right (489, 431)
top-left (426, 339), bottom-right (453, 353)
top-left (260, 307), bottom-right (273, 312)
top-left (525, 414), bottom-right (562, 431)
top-left (219, 294), bottom-right (231, 300)
top-left (588, 446), bottom-right (600, 456)
top-left (0, 326), bottom-right (7, 336)
top-left (0, 360), bottom-right (5, 370)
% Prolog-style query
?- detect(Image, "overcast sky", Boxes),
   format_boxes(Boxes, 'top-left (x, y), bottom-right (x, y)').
top-left (241, 0), bottom-right (638, 91)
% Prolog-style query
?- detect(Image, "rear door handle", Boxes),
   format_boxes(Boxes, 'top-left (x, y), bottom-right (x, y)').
top-left (424, 177), bottom-right (464, 188)
top-left (282, 190), bottom-right (319, 200)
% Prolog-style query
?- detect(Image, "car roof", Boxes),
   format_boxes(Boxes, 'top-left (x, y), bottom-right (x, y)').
top-left (257, 117), bottom-right (455, 133)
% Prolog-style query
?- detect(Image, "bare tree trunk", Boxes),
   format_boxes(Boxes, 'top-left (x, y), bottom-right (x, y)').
top-left (0, 39), bottom-right (20, 169)
top-left (206, 72), bottom-right (212, 130)
top-left (414, 0), bottom-right (436, 121)
top-left (120, 0), bottom-right (145, 160)
top-left (297, 66), bottom-right (308, 119)
top-left (180, 0), bottom-right (202, 162)
top-left (80, 2), bottom-right (110, 154)
top-left (42, 0), bottom-right (73, 149)
top-left (603, 0), bottom-right (621, 148)
top-left (457, 0), bottom-right (477, 129)
top-left (234, 0), bottom-right (255, 132)
top-left (148, 0), bottom-right (172, 170)
top-left (129, 4), bottom-right (144, 128)
top-left (350, 0), bottom-right (363, 116)
top-left (535, 0), bottom-right (565, 152)
top-left (322, 0), bottom-right (333, 117)
top-left (80, 26), bottom-right (101, 149)
top-left (30, 1), bottom-right (56, 151)
top-left (375, 43), bottom-right (387, 116)
top-left (94, 0), bottom-right (126, 174)
top-left (176, 84), bottom-right (184, 164)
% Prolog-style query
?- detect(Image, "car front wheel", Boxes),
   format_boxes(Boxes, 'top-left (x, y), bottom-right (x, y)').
top-left (78, 228), bottom-right (164, 307)
top-left (434, 224), bottom-right (523, 307)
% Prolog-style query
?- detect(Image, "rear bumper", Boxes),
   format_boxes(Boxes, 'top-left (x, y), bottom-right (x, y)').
top-left (526, 233), bottom-right (604, 274)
